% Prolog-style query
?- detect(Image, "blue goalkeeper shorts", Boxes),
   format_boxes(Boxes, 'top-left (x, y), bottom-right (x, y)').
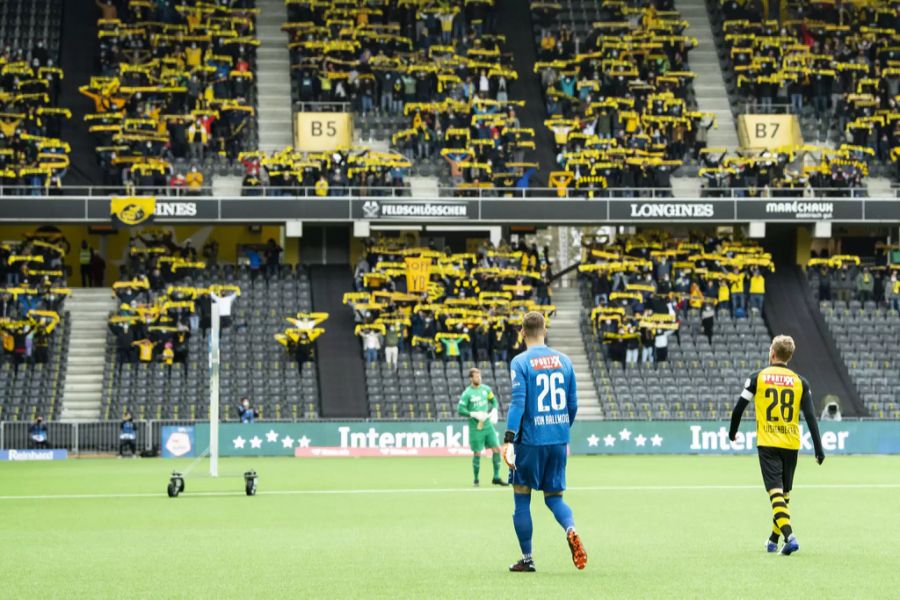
top-left (511, 443), bottom-right (567, 492)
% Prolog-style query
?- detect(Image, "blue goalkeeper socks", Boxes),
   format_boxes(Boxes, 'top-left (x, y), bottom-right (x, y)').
top-left (545, 494), bottom-right (575, 532)
top-left (513, 493), bottom-right (533, 556)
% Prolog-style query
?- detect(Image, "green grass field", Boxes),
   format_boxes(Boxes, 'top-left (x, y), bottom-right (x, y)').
top-left (1, 455), bottom-right (899, 599)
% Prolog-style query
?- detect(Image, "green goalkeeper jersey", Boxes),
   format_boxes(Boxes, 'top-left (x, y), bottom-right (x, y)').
top-left (457, 384), bottom-right (497, 427)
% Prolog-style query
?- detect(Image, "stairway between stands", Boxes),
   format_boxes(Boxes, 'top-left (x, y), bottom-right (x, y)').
top-left (551, 287), bottom-right (603, 418)
top-left (310, 265), bottom-right (369, 418)
top-left (763, 266), bottom-right (864, 416)
top-left (256, 0), bottom-right (293, 153)
top-left (58, 0), bottom-right (102, 185)
top-left (494, 0), bottom-right (558, 187)
top-left (60, 289), bottom-right (116, 421)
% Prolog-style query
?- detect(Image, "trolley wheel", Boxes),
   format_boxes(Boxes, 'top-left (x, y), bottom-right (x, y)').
top-left (245, 478), bottom-right (257, 496)
top-left (177, 478), bottom-right (185, 493)
top-left (167, 482), bottom-right (179, 498)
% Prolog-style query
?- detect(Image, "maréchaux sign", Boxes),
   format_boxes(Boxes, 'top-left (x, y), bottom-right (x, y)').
top-left (736, 200), bottom-right (864, 221)
top-left (351, 200), bottom-right (476, 220)
top-left (608, 200), bottom-right (732, 220)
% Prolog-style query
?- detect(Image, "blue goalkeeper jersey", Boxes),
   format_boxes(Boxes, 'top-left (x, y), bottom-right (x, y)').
top-left (506, 344), bottom-right (578, 446)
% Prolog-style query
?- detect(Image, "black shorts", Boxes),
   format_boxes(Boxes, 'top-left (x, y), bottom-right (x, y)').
top-left (757, 446), bottom-right (798, 492)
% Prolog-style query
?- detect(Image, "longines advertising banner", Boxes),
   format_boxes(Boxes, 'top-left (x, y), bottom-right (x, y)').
top-left (2, 198), bottom-right (899, 223)
top-left (180, 421), bottom-right (900, 457)
top-left (607, 200), bottom-right (733, 221)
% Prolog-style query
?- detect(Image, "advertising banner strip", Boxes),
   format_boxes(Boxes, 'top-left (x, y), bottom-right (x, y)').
top-left (607, 200), bottom-right (733, 221)
top-left (197, 421), bottom-right (900, 457)
top-left (735, 200), bottom-right (864, 221)
top-left (3, 198), bottom-right (900, 223)
top-left (0, 449), bottom-right (68, 461)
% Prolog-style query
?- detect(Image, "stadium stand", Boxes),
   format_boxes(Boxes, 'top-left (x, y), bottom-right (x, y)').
top-left (284, 0), bottom-right (539, 192)
top-left (807, 252), bottom-right (900, 418)
top-left (711, 0), bottom-right (898, 186)
top-left (79, 1), bottom-right (260, 194)
top-left (100, 232), bottom-right (318, 421)
top-left (578, 233), bottom-right (772, 419)
top-left (697, 145), bottom-right (867, 196)
top-left (0, 232), bottom-right (70, 421)
top-left (238, 145), bottom-right (411, 195)
top-left (532, 0), bottom-right (712, 195)
top-left (345, 238), bottom-right (553, 418)
top-left (0, 0), bottom-right (61, 59)
top-left (0, 0), bottom-right (69, 195)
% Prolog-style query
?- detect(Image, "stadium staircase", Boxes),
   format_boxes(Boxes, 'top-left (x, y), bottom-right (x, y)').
top-left (680, 0), bottom-right (739, 150)
top-left (762, 266), bottom-right (863, 415)
top-left (551, 287), bottom-right (603, 418)
top-left (60, 288), bottom-right (116, 421)
top-left (310, 265), bottom-right (368, 418)
top-left (496, 0), bottom-right (558, 185)
top-left (256, 0), bottom-right (293, 153)
top-left (57, 0), bottom-right (102, 184)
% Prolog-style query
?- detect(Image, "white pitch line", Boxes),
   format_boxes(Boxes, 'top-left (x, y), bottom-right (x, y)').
top-left (1, 482), bottom-right (899, 501)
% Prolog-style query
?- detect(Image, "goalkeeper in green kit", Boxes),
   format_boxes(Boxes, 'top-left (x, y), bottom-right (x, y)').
top-left (458, 367), bottom-right (509, 487)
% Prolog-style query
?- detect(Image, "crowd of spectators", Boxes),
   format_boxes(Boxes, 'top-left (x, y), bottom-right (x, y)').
top-left (533, 0), bottom-right (711, 196)
top-left (719, 0), bottom-right (900, 181)
top-left (346, 236), bottom-right (553, 368)
top-left (285, 0), bottom-right (539, 193)
top-left (274, 310), bottom-right (326, 372)
top-left (82, 0), bottom-right (259, 193)
top-left (0, 232), bottom-right (69, 374)
top-left (0, 41), bottom-right (69, 194)
top-left (238, 146), bottom-right (410, 195)
top-left (698, 145), bottom-right (867, 196)
top-left (107, 230), bottom-right (240, 376)
top-left (807, 252), bottom-right (900, 310)
top-left (579, 233), bottom-right (771, 368)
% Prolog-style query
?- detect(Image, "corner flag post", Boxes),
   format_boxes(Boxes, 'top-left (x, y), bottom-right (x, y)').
top-left (209, 299), bottom-right (221, 477)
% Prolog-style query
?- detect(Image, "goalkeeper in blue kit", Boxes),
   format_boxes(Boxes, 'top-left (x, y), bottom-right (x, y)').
top-left (501, 312), bottom-right (587, 572)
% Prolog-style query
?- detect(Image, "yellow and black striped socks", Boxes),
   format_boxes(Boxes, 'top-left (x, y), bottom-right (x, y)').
top-left (769, 490), bottom-right (792, 541)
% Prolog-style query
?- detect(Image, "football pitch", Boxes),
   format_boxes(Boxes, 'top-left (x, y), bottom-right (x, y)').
top-left (1, 455), bottom-right (899, 599)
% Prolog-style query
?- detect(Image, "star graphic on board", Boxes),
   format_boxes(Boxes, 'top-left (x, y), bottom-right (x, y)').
top-left (619, 428), bottom-right (632, 441)
top-left (281, 435), bottom-right (295, 448)
top-left (250, 436), bottom-right (262, 449)
top-left (298, 436), bottom-right (311, 448)
top-left (233, 436), bottom-right (246, 449)
top-left (635, 434), bottom-right (647, 447)
top-left (603, 435), bottom-right (616, 447)
top-left (265, 429), bottom-right (279, 443)
top-left (651, 434), bottom-right (664, 447)
top-left (587, 434), bottom-right (600, 447)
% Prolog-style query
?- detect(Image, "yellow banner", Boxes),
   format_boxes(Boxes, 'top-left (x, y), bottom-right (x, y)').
top-left (405, 257), bottom-right (432, 293)
top-left (111, 196), bottom-right (155, 226)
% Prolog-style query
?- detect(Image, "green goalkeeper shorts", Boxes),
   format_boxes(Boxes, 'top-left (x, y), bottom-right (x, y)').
top-left (469, 423), bottom-right (499, 453)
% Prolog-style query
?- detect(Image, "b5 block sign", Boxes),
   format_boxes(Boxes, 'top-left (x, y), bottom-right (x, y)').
top-left (294, 112), bottom-right (352, 152)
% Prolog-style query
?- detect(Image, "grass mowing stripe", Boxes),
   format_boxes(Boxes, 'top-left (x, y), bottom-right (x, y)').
top-left (2, 482), bottom-right (900, 501)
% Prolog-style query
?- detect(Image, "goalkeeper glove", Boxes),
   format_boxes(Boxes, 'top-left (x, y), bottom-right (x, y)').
top-left (501, 443), bottom-right (516, 470)
top-left (469, 411), bottom-right (488, 422)
top-left (488, 408), bottom-right (498, 424)
top-left (502, 430), bottom-right (516, 470)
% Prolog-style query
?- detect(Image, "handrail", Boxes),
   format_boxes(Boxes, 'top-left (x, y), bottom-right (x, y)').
top-left (0, 185), bottom-right (878, 199)
top-left (549, 260), bottom-right (584, 283)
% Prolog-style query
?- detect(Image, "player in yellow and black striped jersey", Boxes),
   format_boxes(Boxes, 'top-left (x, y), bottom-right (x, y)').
top-left (729, 335), bottom-right (825, 556)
